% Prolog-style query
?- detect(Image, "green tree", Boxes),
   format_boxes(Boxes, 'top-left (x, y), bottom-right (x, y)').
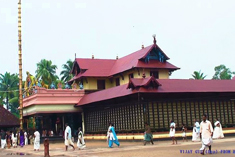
top-left (212, 65), bottom-right (235, 80)
top-left (35, 59), bottom-right (58, 85)
top-left (0, 72), bottom-right (19, 110)
top-left (192, 70), bottom-right (207, 80)
top-left (9, 90), bottom-right (20, 118)
top-left (60, 59), bottom-right (74, 82)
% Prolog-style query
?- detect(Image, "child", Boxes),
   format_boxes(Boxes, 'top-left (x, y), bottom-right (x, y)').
top-left (182, 124), bottom-right (188, 142)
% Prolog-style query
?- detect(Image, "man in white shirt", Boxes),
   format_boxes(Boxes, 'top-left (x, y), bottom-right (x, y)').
top-left (64, 123), bottom-right (75, 151)
top-left (200, 114), bottom-right (213, 155)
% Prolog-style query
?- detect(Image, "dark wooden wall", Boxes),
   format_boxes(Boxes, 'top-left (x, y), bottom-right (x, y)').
top-left (84, 102), bottom-right (144, 133)
top-left (83, 97), bottom-right (235, 133)
top-left (145, 99), bottom-right (235, 131)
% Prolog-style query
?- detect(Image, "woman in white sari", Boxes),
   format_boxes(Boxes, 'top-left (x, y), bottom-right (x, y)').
top-left (192, 119), bottom-right (200, 142)
top-left (212, 118), bottom-right (224, 139)
top-left (77, 127), bottom-right (86, 150)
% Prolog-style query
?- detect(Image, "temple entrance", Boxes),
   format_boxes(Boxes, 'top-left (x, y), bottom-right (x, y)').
top-left (24, 112), bottom-right (82, 137)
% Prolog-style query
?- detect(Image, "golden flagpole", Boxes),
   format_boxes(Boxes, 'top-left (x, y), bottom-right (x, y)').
top-left (18, 0), bottom-right (23, 129)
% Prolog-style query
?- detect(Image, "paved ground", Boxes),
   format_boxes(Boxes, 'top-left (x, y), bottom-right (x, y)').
top-left (1, 137), bottom-right (235, 157)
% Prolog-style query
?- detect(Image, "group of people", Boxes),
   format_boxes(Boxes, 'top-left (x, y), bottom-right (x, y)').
top-left (1, 117), bottom-right (225, 154)
top-left (192, 118), bottom-right (224, 142)
top-left (63, 123), bottom-right (86, 151)
top-left (0, 129), bottom-right (40, 151)
top-left (64, 122), bottom-right (120, 151)
top-left (0, 129), bottom-right (29, 149)
top-left (143, 115), bottom-right (225, 155)
top-left (169, 115), bottom-right (224, 155)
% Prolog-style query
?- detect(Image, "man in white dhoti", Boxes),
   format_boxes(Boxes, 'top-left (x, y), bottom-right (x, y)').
top-left (12, 131), bottom-right (17, 148)
top-left (34, 130), bottom-right (40, 151)
top-left (212, 118), bottom-right (224, 139)
top-left (64, 123), bottom-right (75, 151)
top-left (200, 114), bottom-right (213, 155)
top-left (192, 119), bottom-right (200, 142)
top-left (77, 127), bottom-right (86, 150)
top-left (169, 120), bottom-right (177, 145)
top-left (1, 130), bottom-right (7, 149)
top-left (24, 131), bottom-right (28, 145)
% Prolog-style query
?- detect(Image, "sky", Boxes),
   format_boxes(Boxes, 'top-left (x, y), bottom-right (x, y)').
top-left (0, 0), bottom-right (234, 80)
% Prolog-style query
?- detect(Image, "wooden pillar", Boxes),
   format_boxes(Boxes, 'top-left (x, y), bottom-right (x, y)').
top-left (82, 112), bottom-right (85, 133)
top-left (33, 116), bottom-right (36, 130)
top-left (62, 116), bottom-right (64, 131)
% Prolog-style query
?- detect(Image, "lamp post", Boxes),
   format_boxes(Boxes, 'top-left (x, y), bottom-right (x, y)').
top-left (18, 0), bottom-right (23, 129)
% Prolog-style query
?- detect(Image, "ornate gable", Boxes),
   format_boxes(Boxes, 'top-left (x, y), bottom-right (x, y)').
top-left (127, 76), bottom-right (161, 90)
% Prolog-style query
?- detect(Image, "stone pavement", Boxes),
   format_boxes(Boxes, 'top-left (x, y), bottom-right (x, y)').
top-left (1, 137), bottom-right (235, 157)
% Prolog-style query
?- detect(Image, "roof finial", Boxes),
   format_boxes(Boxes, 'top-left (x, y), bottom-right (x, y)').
top-left (116, 54), bottom-right (118, 60)
top-left (152, 34), bottom-right (156, 45)
top-left (142, 44), bottom-right (144, 49)
top-left (92, 54), bottom-right (94, 59)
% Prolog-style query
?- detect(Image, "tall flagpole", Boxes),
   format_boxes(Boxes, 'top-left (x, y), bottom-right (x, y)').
top-left (18, 0), bottom-right (23, 129)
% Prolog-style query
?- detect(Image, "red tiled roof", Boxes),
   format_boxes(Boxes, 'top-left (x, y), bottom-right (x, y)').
top-left (70, 44), bottom-right (179, 82)
top-left (127, 76), bottom-right (161, 89)
top-left (76, 78), bottom-right (235, 106)
top-left (0, 106), bottom-right (20, 127)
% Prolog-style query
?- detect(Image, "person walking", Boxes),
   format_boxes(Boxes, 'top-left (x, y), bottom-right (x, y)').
top-left (64, 123), bottom-right (75, 151)
top-left (212, 118), bottom-right (224, 139)
top-left (12, 130), bottom-right (17, 148)
top-left (182, 124), bottom-right (188, 142)
top-left (192, 119), bottom-right (200, 142)
top-left (24, 130), bottom-right (28, 145)
top-left (144, 122), bottom-right (154, 145)
top-left (199, 114), bottom-right (213, 155)
top-left (107, 123), bottom-right (120, 148)
top-left (34, 129), bottom-right (40, 151)
top-left (77, 127), bottom-right (86, 150)
top-left (19, 129), bottom-right (24, 147)
top-left (169, 120), bottom-right (177, 145)
top-left (1, 129), bottom-right (7, 149)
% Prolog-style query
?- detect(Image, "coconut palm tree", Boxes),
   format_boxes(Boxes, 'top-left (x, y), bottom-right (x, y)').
top-left (191, 71), bottom-right (207, 80)
top-left (35, 59), bottom-right (58, 85)
top-left (60, 59), bottom-right (74, 82)
top-left (0, 72), bottom-right (19, 110)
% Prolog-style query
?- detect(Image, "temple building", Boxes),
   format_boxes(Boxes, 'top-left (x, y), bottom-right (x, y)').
top-left (22, 36), bottom-right (235, 137)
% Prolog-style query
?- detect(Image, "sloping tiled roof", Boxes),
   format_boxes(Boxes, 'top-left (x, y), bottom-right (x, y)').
top-left (127, 76), bottom-right (161, 89)
top-left (0, 106), bottom-right (20, 127)
top-left (76, 78), bottom-right (235, 106)
top-left (70, 44), bottom-right (179, 82)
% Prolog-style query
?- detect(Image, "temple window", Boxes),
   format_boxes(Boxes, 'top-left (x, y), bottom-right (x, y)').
top-left (129, 73), bottom-right (134, 80)
top-left (150, 71), bottom-right (159, 79)
top-left (115, 78), bottom-right (120, 86)
top-left (97, 80), bottom-right (105, 90)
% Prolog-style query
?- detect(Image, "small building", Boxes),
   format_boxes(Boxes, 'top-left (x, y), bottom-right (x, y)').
top-left (22, 87), bottom-right (84, 135)
top-left (0, 106), bottom-right (20, 130)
